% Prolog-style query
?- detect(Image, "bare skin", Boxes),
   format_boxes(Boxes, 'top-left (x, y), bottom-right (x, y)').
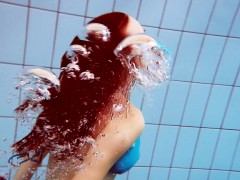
top-left (13, 104), bottom-right (144, 180)
top-left (12, 151), bottom-right (47, 180)
top-left (46, 104), bottom-right (144, 180)
top-left (13, 14), bottom-right (145, 180)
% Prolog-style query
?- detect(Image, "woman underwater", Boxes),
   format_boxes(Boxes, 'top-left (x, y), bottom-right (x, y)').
top-left (10, 12), bottom-right (169, 180)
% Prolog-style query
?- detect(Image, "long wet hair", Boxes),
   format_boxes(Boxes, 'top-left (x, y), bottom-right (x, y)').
top-left (12, 12), bottom-right (133, 160)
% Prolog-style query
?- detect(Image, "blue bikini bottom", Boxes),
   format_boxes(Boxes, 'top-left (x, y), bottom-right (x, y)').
top-left (109, 137), bottom-right (140, 174)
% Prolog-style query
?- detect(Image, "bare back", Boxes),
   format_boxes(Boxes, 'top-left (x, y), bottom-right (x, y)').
top-left (46, 104), bottom-right (144, 180)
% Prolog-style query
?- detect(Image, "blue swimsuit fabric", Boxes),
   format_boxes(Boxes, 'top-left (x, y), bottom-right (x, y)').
top-left (109, 137), bottom-right (140, 174)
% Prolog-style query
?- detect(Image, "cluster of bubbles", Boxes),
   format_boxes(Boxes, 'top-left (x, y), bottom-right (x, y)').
top-left (14, 69), bottom-right (60, 122)
top-left (114, 34), bottom-right (171, 90)
top-left (62, 23), bottom-right (111, 80)
top-left (68, 23), bottom-right (171, 90)
top-left (65, 45), bottom-right (97, 81)
top-left (9, 24), bottom-right (171, 178)
top-left (78, 23), bottom-right (111, 43)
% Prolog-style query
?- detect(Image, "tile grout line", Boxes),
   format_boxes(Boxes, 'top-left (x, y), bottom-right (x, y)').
top-left (9, 0), bottom-right (31, 178)
top-left (146, 0), bottom-right (169, 179)
top-left (205, 1), bottom-right (240, 179)
top-left (1, 62), bottom-right (239, 87)
top-left (1, 0), bottom-right (240, 179)
top-left (126, 0), bottom-right (145, 178)
top-left (226, 131), bottom-right (240, 180)
top-left (135, 0), bottom-right (143, 20)
top-left (133, 165), bottom-right (240, 173)
top-left (1, 1), bottom-right (240, 39)
top-left (83, 0), bottom-right (90, 25)
top-left (49, 0), bottom-right (61, 69)
top-left (165, 0), bottom-right (195, 178)
top-left (112, 0), bottom-right (116, 12)
top-left (185, 0), bottom-right (219, 178)
top-left (2, 116), bottom-right (240, 132)
top-left (226, 64), bottom-right (240, 180)
top-left (207, 66), bottom-right (240, 180)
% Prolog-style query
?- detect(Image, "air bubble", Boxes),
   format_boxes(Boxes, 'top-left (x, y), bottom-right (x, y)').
top-left (62, 129), bottom-right (70, 137)
top-left (113, 104), bottom-right (123, 112)
top-left (48, 134), bottom-right (57, 140)
top-left (15, 68), bottom-right (60, 122)
top-left (84, 137), bottom-right (96, 147)
top-left (63, 62), bottom-right (80, 72)
top-left (67, 45), bottom-right (89, 59)
top-left (114, 34), bottom-right (170, 90)
top-left (79, 71), bottom-right (95, 80)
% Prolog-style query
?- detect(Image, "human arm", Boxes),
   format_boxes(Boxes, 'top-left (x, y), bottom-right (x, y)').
top-left (13, 151), bottom-right (48, 180)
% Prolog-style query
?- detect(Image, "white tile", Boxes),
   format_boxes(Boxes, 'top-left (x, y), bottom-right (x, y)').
top-left (184, 0), bottom-right (215, 33)
top-left (130, 85), bottom-right (144, 109)
top-left (207, 0), bottom-right (239, 36)
top-left (172, 127), bottom-right (199, 168)
top-left (36, 167), bottom-right (47, 180)
top-left (172, 32), bottom-right (204, 81)
top-left (15, 118), bottom-right (36, 143)
top-left (236, 70), bottom-right (240, 86)
top-left (30, 0), bottom-right (59, 11)
top-left (9, 167), bottom-right (17, 180)
top-left (149, 167), bottom-right (169, 180)
top-left (0, 167), bottom-right (10, 180)
top-left (142, 83), bottom-right (168, 124)
top-left (152, 125), bottom-right (178, 166)
top-left (127, 167), bottom-right (149, 180)
top-left (208, 170), bottom-right (228, 180)
top-left (169, 168), bottom-right (189, 180)
top-left (212, 130), bottom-right (239, 170)
top-left (114, 0), bottom-right (141, 18)
top-left (182, 83), bottom-right (211, 127)
top-left (51, 68), bottom-right (61, 77)
top-left (161, 81), bottom-right (190, 125)
top-left (41, 153), bottom-right (49, 166)
top-left (84, 17), bottom-right (93, 25)
top-left (230, 8), bottom-right (240, 37)
top-left (202, 85), bottom-right (232, 128)
top-left (189, 169), bottom-right (209, 180)
top-left (0, 64), bottom-right (21, 116)
top-left (87, 0), bottom-right (114, 17)
top-left (231, 137), bottom-right (240, 171)
top-left (136, 124), bottom-right (158, 166)
top-left (193, 35), bottom-right (226, 84)
top-left (161, 0), bottom-right (191, 30)
top-left (115, 173), bottom-right (127, 180)
top-left (143, 26), bottom-right (159, 37)
top-left (52, 14), bottom-right (84, 68)
top-left (60, 0), bottom-right (87, 16)
top-left (25, 9), bottom-right (57, 66)
top-left (192, 129), bottom-right (219, 169)
top-left (138, 0), bottom-right (166, 27)
top-left (229, 172), bottom-right (240, 180)
top-left (0, 3), bottom-right (28, 63)
top-left (0, 0), bottom-right (28, 5)
top-left (223, 87), bottom-right (240, 130)
top-left (214, 38), bottom-right (240, 85)
top-left (158, 29), bottom-right (181, 69)
top-left (0, 118), bottom-right (16, 166)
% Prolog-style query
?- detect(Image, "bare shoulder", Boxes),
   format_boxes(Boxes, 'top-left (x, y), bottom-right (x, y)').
top-left (71, 105), bottom-right (145, 179)
top-left (130, 104), bottom-right (144, 123)
top-left (49, 105), bottom-right (145, 180)
top-left (129, 104), bottom-right (145, 134)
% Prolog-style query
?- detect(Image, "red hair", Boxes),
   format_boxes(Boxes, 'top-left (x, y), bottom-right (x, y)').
top-left (12, 12), bottom-right (134, 159)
